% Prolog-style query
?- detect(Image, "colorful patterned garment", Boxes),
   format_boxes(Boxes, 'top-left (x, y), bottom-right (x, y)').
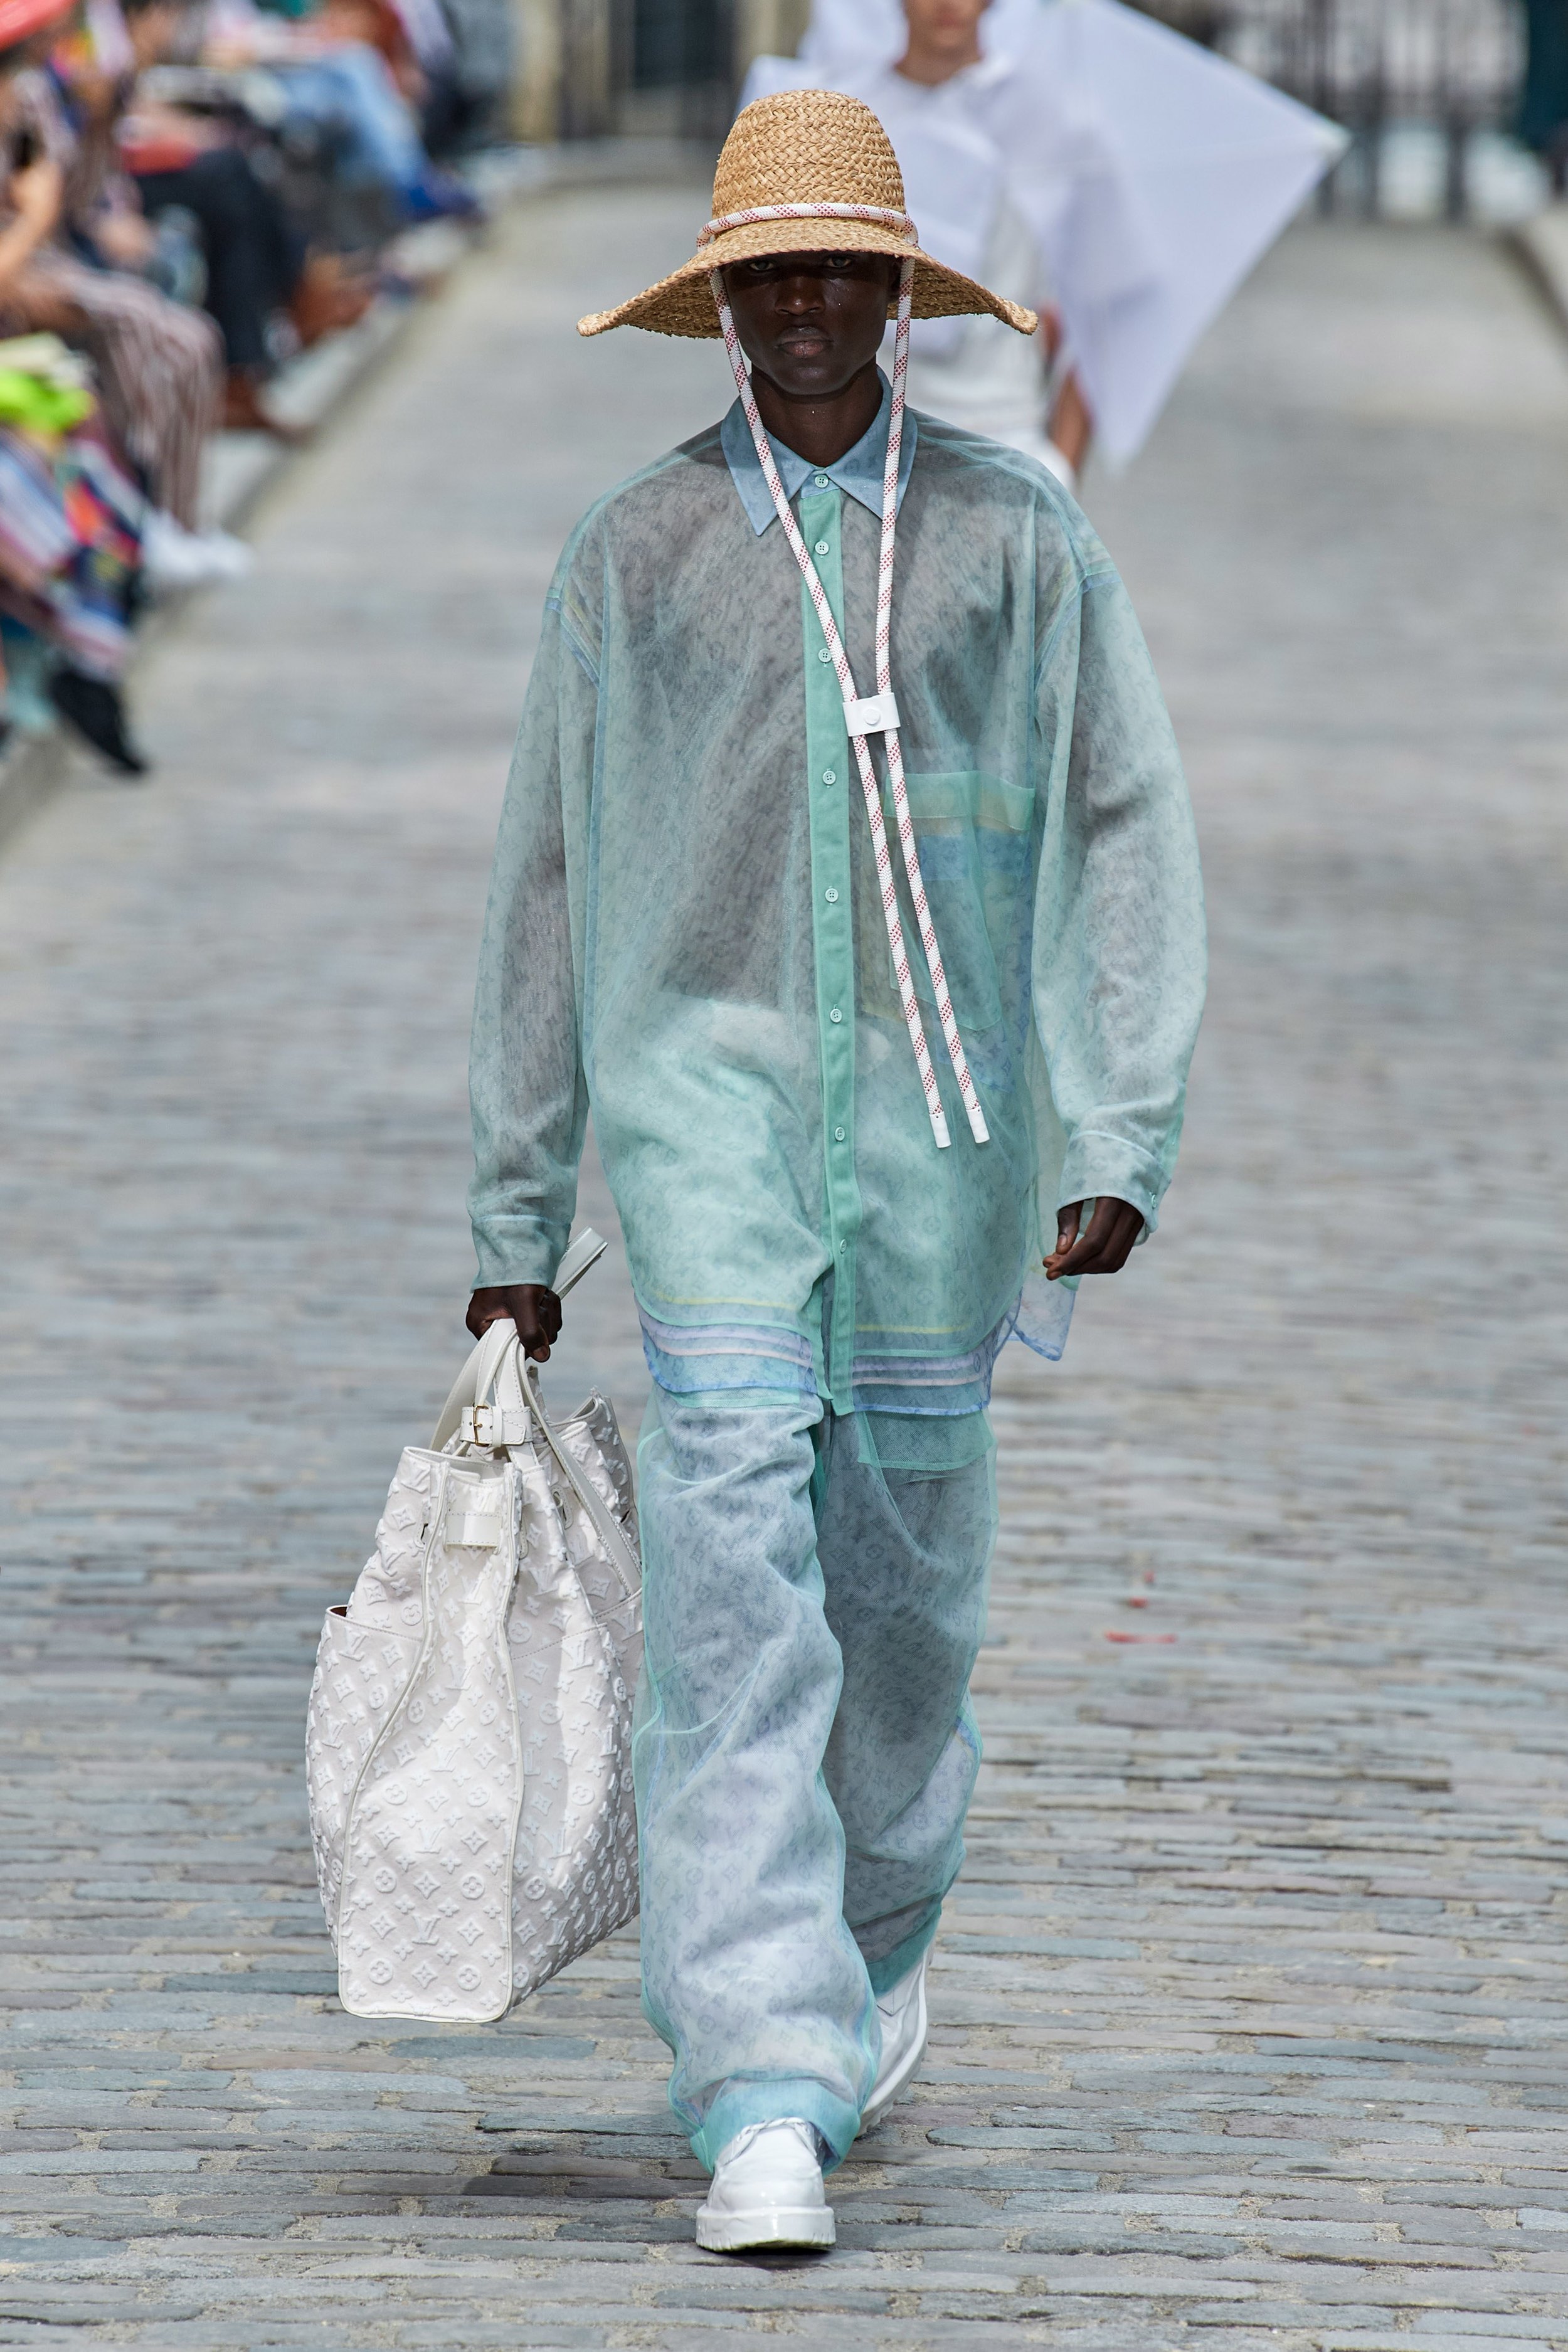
top-left (0, 420), bottom-right (144, 679)
top-left (3, 68), bottom-right (222, 531)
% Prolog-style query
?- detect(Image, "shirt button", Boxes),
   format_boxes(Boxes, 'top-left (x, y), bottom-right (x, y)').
top-left (817, 647), bottom-right (832, 664)
top-left (829, 1007), bottom-right (843, 1024)
top-left (814, 472), bottom-right (830, 488)
top-left (839, 1239), bottom-right (847, 1253)
top-left (821, 768), bottom-right (836, 785)
top-left (824, 887), bottom-right (839, 903)
top-left (814, 539), bottom-right (830, 556)
top-left (834, 1125), bottom-right (846, 1142)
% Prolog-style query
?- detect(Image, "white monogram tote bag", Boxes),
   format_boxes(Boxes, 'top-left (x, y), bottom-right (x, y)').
top-left (305, 1231), bottom-right (642, 2023)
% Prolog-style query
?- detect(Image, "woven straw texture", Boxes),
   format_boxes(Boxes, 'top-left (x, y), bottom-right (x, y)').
top-left (578, 89), bottom-right (1037, 341)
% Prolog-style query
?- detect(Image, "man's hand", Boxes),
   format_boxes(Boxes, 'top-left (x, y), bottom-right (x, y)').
top-left (95, 209), bottom-right (158, 270)
top-left (466, 1283), bottom-right (561, 1360)
top-left (1044, 1197), bottom-right (1143, 1281)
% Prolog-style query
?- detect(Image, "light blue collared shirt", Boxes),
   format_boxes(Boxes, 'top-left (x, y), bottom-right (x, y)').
top-left (720, 368), bottom-right (918, 534)
top-left (472, 386), bottom-right (1205, 1433)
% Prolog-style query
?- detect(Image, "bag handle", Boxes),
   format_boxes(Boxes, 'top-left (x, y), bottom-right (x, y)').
top-left (496, 1346), bottom-right (640, 1604)
top-left (430, 1228), bottom-right (608, 1452)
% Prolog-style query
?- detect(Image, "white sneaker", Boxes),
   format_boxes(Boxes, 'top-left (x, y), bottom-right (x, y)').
top-left (861, 1952), bottom-right (929, 2131)
top-left (695, 2117), bottom-right (835, 2252)
top-left (142, 511), bottom-right (254, 592)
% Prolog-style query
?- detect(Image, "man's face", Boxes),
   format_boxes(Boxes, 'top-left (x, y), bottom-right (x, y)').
top-left (902, 0), bottom-right (989, 56)
top-left (722, 251), bottom-right (899, 403)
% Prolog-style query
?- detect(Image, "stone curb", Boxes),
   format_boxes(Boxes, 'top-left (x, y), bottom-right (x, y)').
top-left (1506, 200), bottom-right (1568, 340)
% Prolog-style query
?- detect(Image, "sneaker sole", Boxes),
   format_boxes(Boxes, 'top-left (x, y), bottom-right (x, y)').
top-left (696, 2205), bottom-right (835, 2252)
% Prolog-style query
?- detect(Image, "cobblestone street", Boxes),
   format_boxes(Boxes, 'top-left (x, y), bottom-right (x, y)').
top-left (2, 183), bottom-right (1567, 2347)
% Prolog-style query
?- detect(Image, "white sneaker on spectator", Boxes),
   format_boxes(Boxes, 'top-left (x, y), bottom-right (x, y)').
top-left (861, 1951), bottom-right (929, 2131)
top-left (695, 2117), bottom-right (834, 2252)
top-left (143, 511), bottom-right (253, 593)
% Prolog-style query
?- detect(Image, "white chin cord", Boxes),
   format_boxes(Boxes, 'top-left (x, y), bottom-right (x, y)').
top-left (711, 258), bottom-right (988, 1153)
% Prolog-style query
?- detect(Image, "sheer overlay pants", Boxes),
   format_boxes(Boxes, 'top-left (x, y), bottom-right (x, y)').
top-left (633, 1394), bottom-right (997, 2170)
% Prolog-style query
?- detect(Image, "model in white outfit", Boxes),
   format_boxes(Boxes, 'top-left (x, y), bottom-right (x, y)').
top-left (743, 0), bottom-right (1348, 490)
top-left (901, 179), bottom-right (1074, 479)
top-left (743, 0), bottom-right (1093, 487)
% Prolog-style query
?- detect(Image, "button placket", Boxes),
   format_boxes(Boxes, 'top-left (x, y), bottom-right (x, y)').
top-left (798, 480), bottom-right (861, 1408)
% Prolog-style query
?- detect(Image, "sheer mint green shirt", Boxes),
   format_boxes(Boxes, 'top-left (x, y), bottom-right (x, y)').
top-left (469, 378), bottom-right (1205, 1418)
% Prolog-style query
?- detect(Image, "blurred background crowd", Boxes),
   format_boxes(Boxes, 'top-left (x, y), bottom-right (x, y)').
top-left (0, 0), bottom-right (512, 769)
top-left (0, 0), bottom-right (1561, 775)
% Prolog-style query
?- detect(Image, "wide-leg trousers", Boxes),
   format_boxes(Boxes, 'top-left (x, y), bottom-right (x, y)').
top-left (632, 1392), bottom-right (997, 2170)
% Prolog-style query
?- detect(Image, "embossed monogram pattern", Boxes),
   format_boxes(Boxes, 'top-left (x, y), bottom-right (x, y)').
top-left (306, 1382), bottom-right (642, 2023)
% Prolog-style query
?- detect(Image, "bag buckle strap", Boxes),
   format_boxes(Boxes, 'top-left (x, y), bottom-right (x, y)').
top-left (461, 1402), bottom-right (529, 1448)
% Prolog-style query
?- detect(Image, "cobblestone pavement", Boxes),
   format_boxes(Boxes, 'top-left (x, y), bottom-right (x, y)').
top-left (2, 188), bottom-right (1567, 2348)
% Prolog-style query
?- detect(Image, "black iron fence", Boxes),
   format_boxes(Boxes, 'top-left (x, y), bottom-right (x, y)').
top-left (619, 0), bottom-right (738, 137)
top-left (1136, 0), bottom-right (1536, 216)
top-left (551, 0), bottom-right (1549, 219)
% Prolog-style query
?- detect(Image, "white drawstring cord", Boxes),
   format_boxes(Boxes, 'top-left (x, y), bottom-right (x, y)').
top-left (710, 255), bottom-right (989, 1152)
top-left (699, 201), bottom-right (917, 246)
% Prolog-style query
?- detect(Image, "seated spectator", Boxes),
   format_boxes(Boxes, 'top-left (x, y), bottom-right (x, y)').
top-left (203, 0), bottom-right (480, 228)
top-left (420, 0), bottom-right (510, 156)
top-left (0, 330), bottom-right (148, 769)
top-left (109, 0), bottom-right (369, 431)
top-left (0, 0), bottom-right (243, 586)
top-left (386, 0), bottom-right (470, 160)
top-left (314, 0), bottom-right (485, 169)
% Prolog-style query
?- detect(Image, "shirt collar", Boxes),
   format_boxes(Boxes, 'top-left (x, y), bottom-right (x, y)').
top-left (721, 368), bottom-right (918, 537)
top-left (884, 51), bottom-right (1012, 96)
top-left (959, 49), bottom-right (1014, 90)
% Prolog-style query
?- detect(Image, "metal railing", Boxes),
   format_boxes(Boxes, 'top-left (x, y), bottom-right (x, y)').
top-left (1140, 0), bottom-right (1532, 217)
top-left (553, 0), bottom-right (1542, 217)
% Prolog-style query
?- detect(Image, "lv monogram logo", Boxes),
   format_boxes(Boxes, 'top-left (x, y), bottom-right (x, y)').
top-left (307, 1377), bottom-right (643, 2024)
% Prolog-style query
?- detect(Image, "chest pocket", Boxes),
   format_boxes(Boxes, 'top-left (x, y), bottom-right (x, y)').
top-left (898, 771), bottom-right (1034, 1032)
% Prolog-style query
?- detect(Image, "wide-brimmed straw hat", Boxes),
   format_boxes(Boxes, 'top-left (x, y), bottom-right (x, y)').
top-left (578, 87), bottom-right (1037, 341)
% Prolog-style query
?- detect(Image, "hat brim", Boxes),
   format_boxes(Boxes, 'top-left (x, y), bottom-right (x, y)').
top-left (578, 216), bottom-right (1037, 340)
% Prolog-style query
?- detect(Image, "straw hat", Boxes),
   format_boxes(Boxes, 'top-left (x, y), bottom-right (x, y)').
top-left (578, 88), bottom-right (1037, 341)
